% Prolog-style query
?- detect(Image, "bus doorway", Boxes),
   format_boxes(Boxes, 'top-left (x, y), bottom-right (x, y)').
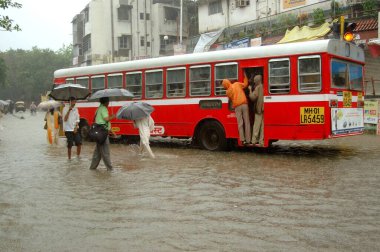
top-left (243, 67), bottom-right (264, 145)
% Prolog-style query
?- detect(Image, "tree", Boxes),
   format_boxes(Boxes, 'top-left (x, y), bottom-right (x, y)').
top-left (330, 0), bottom-right (343, 19)
top-left (363, 0), bottom-right (378, 18)
top-left (0, 57), bottom-right (6, 87)
top-left (312, 8), bottom-right (325, 25)
top-left (0, 0), bottom-right (22, 31)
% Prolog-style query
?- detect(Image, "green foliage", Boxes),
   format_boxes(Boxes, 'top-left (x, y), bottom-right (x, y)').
top-left (277, 13), bottom-right (298, 29)
top-left (312, 8), bottom-right (325, 25)
top-left (0, 57), bottom-right (6, 86)
top-left (330, 0), bottom-right (343, 18)
top-left (0, 0), bottom-right (22, 31)
top-left (363, 0), bottom-right (378, 17)
top-left (0, 45), bottom-right (72, 102)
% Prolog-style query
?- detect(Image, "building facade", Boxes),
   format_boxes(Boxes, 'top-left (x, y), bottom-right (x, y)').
top-left (72, 0), bottom-right (188, 66)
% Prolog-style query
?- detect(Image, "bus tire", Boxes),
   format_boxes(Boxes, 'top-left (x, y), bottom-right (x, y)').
top-left (199, 121), bottom-right (227, 151)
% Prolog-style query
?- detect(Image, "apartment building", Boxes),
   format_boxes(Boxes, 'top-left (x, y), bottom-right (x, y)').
top-left (72, 0), bottom-right (188, 66)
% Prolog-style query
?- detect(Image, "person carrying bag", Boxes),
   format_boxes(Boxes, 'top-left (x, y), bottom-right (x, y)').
top-left (89, 97), bottom-right (116, 171)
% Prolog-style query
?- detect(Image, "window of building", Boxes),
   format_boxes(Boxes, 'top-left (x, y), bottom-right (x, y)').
top-left (83, 34), bottom-right (91, 53)
top-left (208, 0), bottom-right (222, 15)
top-left (167, 67), bottom-right (186, 98)
top-left (164, 6), bottom-right (179, 21)
top-left (118, 5), bottom-right (130, 20)
top-left (126, 72), bottom-right (142, 99)
top-left (147, 41), bottom-right (150, 47)
top-left (298, 56), bottom-right (321, 93)
top-left (269, 58), bottom-right (290, 94)
top-left (91, 75), bottom-right (105, 93)
top-left (76, 77), bottom-right (89, 88)
top-left (107, 74), bottom-right (123, 88)
top-left (190, 65), bottom-right (211, 96)
top-left (118, 35), bottom-right (129, 49)
top-left (84, 8), bottom-right (89, 23)
top-left (146, 13), bottom-right (150, 20)
top-left (140, 36), bottom-right (145, 47)
top-left (215, 63), bottom-right (238, 96)
top-left (140, 13), bottom-right (144, 19)
top-left (146, 70), bottom-right (163, 99)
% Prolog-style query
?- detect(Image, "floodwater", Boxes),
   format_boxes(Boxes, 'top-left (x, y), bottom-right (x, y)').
top-left (0, 112), bottom-right (379, 252)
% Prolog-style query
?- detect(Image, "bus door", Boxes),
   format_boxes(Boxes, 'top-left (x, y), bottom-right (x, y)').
top-left (243, 67), bottom-right (264, 134)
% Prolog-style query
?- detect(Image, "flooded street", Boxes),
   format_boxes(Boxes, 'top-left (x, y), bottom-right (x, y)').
top-left (0, 112), bottom-right (379, 251)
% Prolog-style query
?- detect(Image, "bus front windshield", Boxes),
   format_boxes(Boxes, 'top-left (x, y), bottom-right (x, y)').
top-left (331, 59), bottom-right (363, 91)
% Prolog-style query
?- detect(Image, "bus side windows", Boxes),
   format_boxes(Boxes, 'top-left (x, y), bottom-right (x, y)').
top-left (167, 68), bottom-right (186, 98)
top-left (190, 65), bottom-right (211, 96)
top-left (146, 70), bottom-right (163, 99)
top-left (298, 56), bottom-right (321, 93)
top-left (126, 72), bottom-right (142, 99)
top-left (269, 59), bottom-right (290, 94)
top-left (215, 63), bottom-right (238, 96)
top-left (91, 75), bottom-right (105, 94)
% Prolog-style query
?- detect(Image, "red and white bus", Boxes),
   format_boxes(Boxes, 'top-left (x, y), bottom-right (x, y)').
top-left (54, 39), bottom-right (365, 150)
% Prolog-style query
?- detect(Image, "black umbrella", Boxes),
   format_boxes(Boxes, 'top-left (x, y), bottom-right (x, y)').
top-left (49, 83), bottom-right (90, 101)
top-left (116, 102), bottom-right (154, 120)
top-left (88, 88), bottom-right (134, 102)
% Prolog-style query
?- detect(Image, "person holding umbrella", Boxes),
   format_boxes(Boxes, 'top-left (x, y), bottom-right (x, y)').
top-left (117, 102), bottom-right (155, 158)
top-left (62, 97), bottom-right (82, 160)
top-left (89, 97), bottom-right (116, 171)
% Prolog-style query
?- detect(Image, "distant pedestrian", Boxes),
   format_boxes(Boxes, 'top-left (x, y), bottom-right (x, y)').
top-left (45, 108), bottom-right (61, 145)
top-left (62, 97), bottom-right (82, 160)
top-left (89, 97), bottom-right (116, 170)
top-left (222, 73), bottom-right (251, 145)
top-left (134, 115), bottom-right (155, 158)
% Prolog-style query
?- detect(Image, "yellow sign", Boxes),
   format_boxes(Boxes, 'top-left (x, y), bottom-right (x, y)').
top-left (112, 127), bottom-right (120, 132)
top-left (283, 0), bottom-right (306, 9)
top-left (300, 107), bottom-right (325, 124)
top-left (357, 92), bottom-right (363, 101)
top-left (343, 91), bottom-right (352, 107)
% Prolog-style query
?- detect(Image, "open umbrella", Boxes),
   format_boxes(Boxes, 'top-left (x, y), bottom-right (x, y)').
top-left (116, 102), bottom-right (154, 120)
top-left (37, 100), bottom-right (62, 111)
top-left (88, 88), bottom-right (134, 101)
top-left (49, 83), bottom-right (90, 101)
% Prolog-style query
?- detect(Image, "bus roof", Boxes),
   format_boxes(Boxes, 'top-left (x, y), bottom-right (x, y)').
top-left (54, 39), bottom-right (365, 78)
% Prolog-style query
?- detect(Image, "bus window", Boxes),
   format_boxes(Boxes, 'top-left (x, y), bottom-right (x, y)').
top-left (167, 67), bottom-right (186, 98)
top-left (349, 64), bottom-right (363, 91)
top-left (298, 55), bottom-right (321, 93)
top-left (269, 58), bottom-right (290, 94)
top-left (146, 70), bottom-right (163, 99)
top-left (331, 60), bottom-right (347, 89)
top-left (215, 62), bottom-right (238, 96)
top-left (190, 65), bottom-right (211, 96)
top-left (66, 78), bottom-right (74, 84)
top-left (91, 75), bottom-right (105, 93)
top-left (107, 74), bottom-right (123, 88)
top-left (76, 77), bottom-right (89, 88)
top-left (126, 72), bottom-right (142, 99)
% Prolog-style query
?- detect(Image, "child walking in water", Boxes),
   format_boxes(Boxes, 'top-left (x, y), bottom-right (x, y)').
top-left (133, 115), bottom-right (155, 158)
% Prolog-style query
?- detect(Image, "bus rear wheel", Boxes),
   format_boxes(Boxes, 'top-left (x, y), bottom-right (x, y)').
top-left (80, 122), bottom-right (90, 140)
top-left (199, 121), bottom-right (227, 151)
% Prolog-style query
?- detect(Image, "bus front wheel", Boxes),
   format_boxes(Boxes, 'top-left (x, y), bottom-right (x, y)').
top-left (199, 121), bottom-right (227, 151)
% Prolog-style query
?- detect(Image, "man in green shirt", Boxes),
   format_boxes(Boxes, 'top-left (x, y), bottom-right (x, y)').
top-left (89, 97), bottom-right (116, 170)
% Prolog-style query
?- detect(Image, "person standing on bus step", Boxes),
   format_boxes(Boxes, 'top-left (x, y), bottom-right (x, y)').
top-left (248, 74), bottom-right (264, 147)
top-left (62, 97), bottom-right (82, 160)
top-left (89, 97), bottom-right (116, 171)
top-left (222, 73), bottom-right (251, 145)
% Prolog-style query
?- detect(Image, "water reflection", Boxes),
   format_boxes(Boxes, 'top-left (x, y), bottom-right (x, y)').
top-left (0, 113), bottom-right (379, 251)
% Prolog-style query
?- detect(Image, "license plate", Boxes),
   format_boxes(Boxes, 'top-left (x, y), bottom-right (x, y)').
top-left (300, 107), bottom-right (325, 124)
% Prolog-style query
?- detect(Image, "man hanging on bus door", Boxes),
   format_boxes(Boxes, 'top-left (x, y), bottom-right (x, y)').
top-left (222, 72), bottom-right (251, 145)
top-left (248, 74), bottom-right (264, 147)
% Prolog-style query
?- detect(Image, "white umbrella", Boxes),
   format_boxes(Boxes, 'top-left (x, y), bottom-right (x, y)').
top-left (49, 83), bottom-right (90, 101)
top-left (37, 100), bottom-right (62, 111)
top-left (88, 88), bottom-right (134, 101)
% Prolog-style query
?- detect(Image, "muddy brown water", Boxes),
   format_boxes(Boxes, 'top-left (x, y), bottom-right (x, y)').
top-left (1, 112), bottom-right (379, 251)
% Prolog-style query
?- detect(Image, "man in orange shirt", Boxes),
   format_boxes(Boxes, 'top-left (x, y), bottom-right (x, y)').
top-left (222, 74), bottom-right (251, 145)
